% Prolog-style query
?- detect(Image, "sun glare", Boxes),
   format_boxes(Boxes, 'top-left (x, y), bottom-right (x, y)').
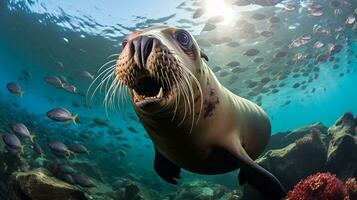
top-left (204, 0), bottom-right (234, 25)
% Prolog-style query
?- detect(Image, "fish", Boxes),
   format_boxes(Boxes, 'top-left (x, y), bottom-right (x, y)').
top-left (282, 4), bottom-right (297, 12)
top-left (202, 23), bottom-right (216, 32)
top-left (2, 134), bottom-right (24, 154)
top-left (122, 144), bottom-right (132, 149)
top-left (6, 82), bottom-right (23, 97)
top-left (47, 107), bottom-right (78, 124)
top-left (72, 173), bottom-right (95, 188)
top-left (328, 44), bottom-right (342, 55)
top-left (234, 0), bottom-right (251, 6)
top-left (61, 174), bottom-right (75, 184)
top-left (69, 144), bottom-right (90, 155)
top-left (78, 70), bottom-right (94, 80)
top-left (48, 141), bottom-right (72, 157)
top-left (79, 132), bottom-right (91, 140)
top-left (226, 61), bottom-right (240, 67)
top-left (93, 118), bottom-right (109, 127)
top-left (44, 76), bottom-right (64, 88)
top-left (313, 41), bottom-right (324, 48)
top-left (269, 16), bottom-right (280, 23)
top-left (244, 49), bottom-right (260, 57)
top-left (33, 143), bottom-right (44, 157)
top-left (57, 164), bottom-right (76, 174)
top-left (193, 8), bottom-right (204, 19)
top-left (251, 13), bottom-right (267, 20)
top-left (207, 15), bottom-right (224, 24)
top-left (226, 41), bottom-right (240, 47)
top-left (309, 10), bottom-right (323, 17)
top-left (11, 123), bottom-right (35, 143)
top-left (253, 57), bottom-right (264, 63)
top-left (127, 126), bottom-right (138, 133)
top-left (346, 14), bottom-right (356, 25)
top-left (118, 150), bottom-right (126, 157)
top-left (260, 31), bottom-right (274, 38)
top-left (62, 84), bottom-right (77, 94)
top-left (289, 34), bottom-right (311, 48)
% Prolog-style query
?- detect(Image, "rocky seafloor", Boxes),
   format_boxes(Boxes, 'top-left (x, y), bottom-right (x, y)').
top-left (1, 110), bottom-right (357, 200)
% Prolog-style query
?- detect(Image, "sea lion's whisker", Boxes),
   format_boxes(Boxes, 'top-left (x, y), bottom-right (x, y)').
top-left (97, 59), bottom-right (117, 74)
top-left (181, 69), bottom-right (196, 133)
top-left (107, 53), bottom-right (119, 58)
top-left (89, 69), bottom-right (115, 107)
top-left (104, 74), bottom-right (118, 113)
top-left (181, 67), bottom-right (204, 125)
top-left (171, 71), bottom-right (180, 121)
top-left (112, 78), bottom-right (121, 112)
top-left (98, 66), bottom-right (116, 93)
top-left (177, 74), bottom-right (190, 127)
top-left (87, 64), bottom-right (116, 106)
top-left (103, 74), bottom-right (116, 111)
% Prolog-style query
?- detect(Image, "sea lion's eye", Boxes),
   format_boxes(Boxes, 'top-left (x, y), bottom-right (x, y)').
top-left (175, 30), bottom-right (192, 49)
top-left (121, 39), bottom-right (128, 49)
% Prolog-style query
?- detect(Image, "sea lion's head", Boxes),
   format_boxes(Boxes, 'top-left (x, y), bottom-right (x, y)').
top-left (115, 26), bottom-right (208, 119)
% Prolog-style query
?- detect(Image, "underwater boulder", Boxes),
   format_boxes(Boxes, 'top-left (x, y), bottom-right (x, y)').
top-left (242, 131), bottom-right (327, 200)
top-left (265, 122), bottom-right (328, 151)
top-left (9, 168), bottom-right (87, 200)
top-left (173, 180), bottom-right (233, 200)
top-left (327, 112), bottom-right (357, 180)
top-left (111, 178), bottom-right (163, 200)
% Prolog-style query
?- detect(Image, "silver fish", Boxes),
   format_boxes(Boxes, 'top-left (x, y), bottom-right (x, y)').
top-left (78, 70), bottom-right (94, 80)
top-left (11, 123), bottom-right (35, 143)
top-left (47, 107), bottom-right (78, 124)
top-left (6, 82), bottom-right (23, 96)
top-left (63, 84), bottom-right (77, 94)
top-left (44, 76), bottom-right (64, 88)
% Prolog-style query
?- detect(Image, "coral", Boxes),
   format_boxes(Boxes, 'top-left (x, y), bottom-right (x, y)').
top-left (285, 172), bottom-right (349, 200)
top-left (345, 178), bottom-right (357, 200)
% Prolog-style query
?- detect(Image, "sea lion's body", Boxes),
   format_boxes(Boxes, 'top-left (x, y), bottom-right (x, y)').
top-left (115, 26), bottom-right (286, 199)
top-left (136, 65), bottom-right (271, 174)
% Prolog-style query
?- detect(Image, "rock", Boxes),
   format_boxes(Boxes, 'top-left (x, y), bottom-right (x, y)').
top-left (327, 112), bottom-right (357, 180)
top-left (173, 180), bottom-right (231, 200)
top-left (242, 131), bottom-right (327, 200)
top-left (9, 168), bottom-right (87, 200)
top-left (266, 122), bottom-right (328, 151)
top-left (111, 178), bottom-right (162, 200)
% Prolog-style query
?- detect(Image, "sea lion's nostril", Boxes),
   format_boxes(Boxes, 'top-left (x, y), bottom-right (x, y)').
top-left (132, 36), bottom-right (143, 68)
top-left (141, 37), bottom-right (154, 67)
top-left (132, 36), bottom-right (154, 68)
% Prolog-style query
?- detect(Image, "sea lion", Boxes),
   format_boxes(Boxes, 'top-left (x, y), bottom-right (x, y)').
top-left (114, 26), bottom-right (286, 199)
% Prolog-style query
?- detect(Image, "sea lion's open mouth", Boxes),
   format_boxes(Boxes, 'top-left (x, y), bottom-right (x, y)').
top-left (132, 76), bottom-right (171, 107)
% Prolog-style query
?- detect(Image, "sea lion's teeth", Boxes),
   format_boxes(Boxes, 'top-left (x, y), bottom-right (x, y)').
top-left (157, 87), bottom-right (163, 98)
top-left (133, 89), bottom-right (143, 102)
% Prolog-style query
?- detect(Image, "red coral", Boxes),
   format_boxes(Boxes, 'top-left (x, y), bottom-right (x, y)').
top-left (285, 172), bottom-right (349, 200)
top-left (345, 178), bottom-right (357, 200)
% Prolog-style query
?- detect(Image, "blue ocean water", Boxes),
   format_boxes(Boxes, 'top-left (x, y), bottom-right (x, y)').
top-left (0, 0), bottom-right (356, 199)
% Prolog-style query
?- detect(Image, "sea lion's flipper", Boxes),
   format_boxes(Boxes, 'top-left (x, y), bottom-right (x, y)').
top-left (219, 144), bottom-right (287, 200)
top-left (154, 148), bottom-right (181, 184)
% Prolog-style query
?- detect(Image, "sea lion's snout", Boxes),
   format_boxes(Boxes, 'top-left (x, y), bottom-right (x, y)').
top-left (131, 35), bottom-right (155, 69)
